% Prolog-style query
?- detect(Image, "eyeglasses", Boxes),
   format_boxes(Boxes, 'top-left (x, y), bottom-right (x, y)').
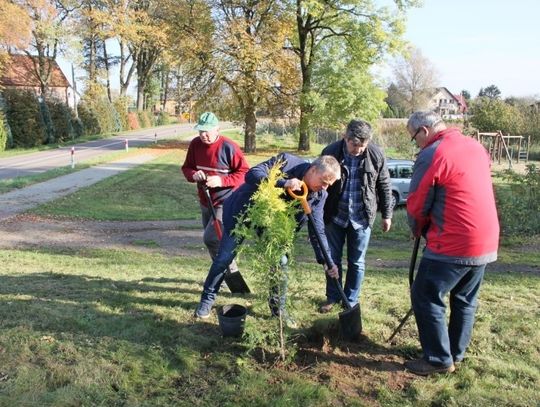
top-left (411, 127), bottom-right (423, 142)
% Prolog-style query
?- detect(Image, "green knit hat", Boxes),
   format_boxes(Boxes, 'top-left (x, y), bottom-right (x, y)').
top-left (194, 112), bottom-right (219, 131)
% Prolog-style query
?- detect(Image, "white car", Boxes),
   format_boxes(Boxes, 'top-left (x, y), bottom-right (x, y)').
top-left (387, 159), bottom-right (415, 209)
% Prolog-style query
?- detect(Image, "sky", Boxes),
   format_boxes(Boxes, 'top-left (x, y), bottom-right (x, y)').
top-left (393, 0), bottom-right (540, 98)
top-left (59, 0), bottom-right (540, 100)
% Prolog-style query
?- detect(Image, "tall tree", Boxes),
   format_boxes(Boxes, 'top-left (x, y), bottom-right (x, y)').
top-left (17, 0), bottom-right (71, 97)
top-left (392, 46), bottom-right (439, 114)
top-left (129, 0), bottom-right (168, 110)
top-left (209, 0), bottom-right (296, 152)
top-left (291, 0), bottom-right (416, 151)
top-left (478, 84), bottom-right (501, 100)
top-left (13, 0), bottom-right (73, 144)
top-left (310, 38), bottom-right (386, 128)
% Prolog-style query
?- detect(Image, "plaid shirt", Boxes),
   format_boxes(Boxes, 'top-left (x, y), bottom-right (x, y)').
top-left (332, 144), bottom-right (368, 229)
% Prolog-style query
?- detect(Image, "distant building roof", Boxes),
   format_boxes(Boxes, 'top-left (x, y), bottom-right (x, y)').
top-left (0, 54), bottom-right (70, 88)
top-left (453, 94), bottom-right (469, 113)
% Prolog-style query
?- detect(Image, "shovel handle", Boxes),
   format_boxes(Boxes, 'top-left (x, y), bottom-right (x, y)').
top-left (286, 182), bottom-right (311, 215)
top-left (201, 183), bottom-right (223, 239)
top-left (288, 182), bottom-right (354, 311)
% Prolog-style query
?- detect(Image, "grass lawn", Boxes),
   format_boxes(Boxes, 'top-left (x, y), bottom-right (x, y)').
top-left (2, 141), bottom-right (538, 405)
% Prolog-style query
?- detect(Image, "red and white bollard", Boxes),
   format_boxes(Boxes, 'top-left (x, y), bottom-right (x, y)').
top-left (70, 146), bottom-right (75, 169)
top-left (125, 138), bottom-right (129, 152)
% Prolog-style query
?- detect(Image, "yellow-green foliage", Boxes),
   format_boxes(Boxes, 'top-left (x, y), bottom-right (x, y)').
top-left (234, 162), bottom-right (299, 358)
top-left (235, 162), bottom-right (297, 273)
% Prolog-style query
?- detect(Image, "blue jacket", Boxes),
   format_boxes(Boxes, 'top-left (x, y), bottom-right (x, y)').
top-left (223, 153), bottom-right (335, 268)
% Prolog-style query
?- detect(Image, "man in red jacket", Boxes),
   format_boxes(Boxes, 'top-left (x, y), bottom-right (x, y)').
top-left (404, 111), bottom-right (499, 376)
top-left (182, 112), bottom-right (249, 274)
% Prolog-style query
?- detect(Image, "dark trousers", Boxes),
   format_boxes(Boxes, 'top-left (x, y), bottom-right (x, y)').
top-left (411, 257), bottom-right (486, 367)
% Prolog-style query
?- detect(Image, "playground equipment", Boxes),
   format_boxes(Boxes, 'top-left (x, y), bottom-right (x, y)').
top-left (474, 131), bottom-right (530, 168)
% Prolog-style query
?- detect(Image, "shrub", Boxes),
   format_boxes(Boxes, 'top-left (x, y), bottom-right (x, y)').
top-left (71, 117), bottom-right (84, 139)
top-left (127, 112), bottom-right (140, 130)
top-left (156, 111), bottom-right (170, 126)
top-left (78, 83), bottom-right (122, 136)
top-left (137, 110), bottom-right (152, 128)
top-left (46, 97), bottom-right (76, 142)
top-left (113, 97), bottom-right (130, 131)
top-left (234, 163), bottom-right (298, 361)
top-left (0, 112), bottom-right (8, 151)
top-left (39, 99), bottom-right (56, 144)
top-left (375, 118), bottom-right (416, 159)
top-left (471, 98), bottom-right (525, 135)
top-left (3, 89), bottom-right (45, 147)
top-left (77, 102), bottom-right (100, 136)
top-left (495, 164), bottom-right (540, 236)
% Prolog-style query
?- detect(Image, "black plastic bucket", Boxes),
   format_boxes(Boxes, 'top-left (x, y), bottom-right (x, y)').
top-left (217, 304), bottom-right (247, 337)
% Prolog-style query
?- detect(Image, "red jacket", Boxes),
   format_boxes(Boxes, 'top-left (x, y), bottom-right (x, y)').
top-left (407, 128), bottom-right (499, 265)
top-left (182, 135), bottom-right (249, 206)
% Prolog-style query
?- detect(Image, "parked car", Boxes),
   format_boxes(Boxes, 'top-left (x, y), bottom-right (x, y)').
top-left (387, 159), bottom-right (415, 209)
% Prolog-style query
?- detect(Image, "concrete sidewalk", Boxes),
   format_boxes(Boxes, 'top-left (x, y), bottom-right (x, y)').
top-left (0, 152), bottom-right (159, 221)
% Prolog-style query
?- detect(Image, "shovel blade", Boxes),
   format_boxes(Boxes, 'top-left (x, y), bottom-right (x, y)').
top-left (224, 270), bottom-right (251, 294)
top-left (338, 304), bottom-right (362, 341)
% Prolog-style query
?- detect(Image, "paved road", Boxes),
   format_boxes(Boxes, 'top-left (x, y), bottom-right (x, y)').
top-left (0, 122), bottom-right (233, 180)
top-left (0, 153), bottom-right (159, 220)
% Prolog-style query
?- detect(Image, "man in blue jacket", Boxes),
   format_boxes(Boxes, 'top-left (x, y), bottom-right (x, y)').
top-left (194, 153), bottom-right (341, 320)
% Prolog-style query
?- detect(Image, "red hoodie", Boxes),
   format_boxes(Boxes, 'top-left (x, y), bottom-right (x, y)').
top-left (407, 128), bottom-right (499, 265)
top-left (182, 135), bottom-right (249, 206)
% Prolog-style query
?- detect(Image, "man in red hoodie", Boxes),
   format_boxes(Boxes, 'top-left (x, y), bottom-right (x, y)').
top-left (404, 111), bottom-right (499, 376)
top-left (182, 112), bottom-right (249, 274)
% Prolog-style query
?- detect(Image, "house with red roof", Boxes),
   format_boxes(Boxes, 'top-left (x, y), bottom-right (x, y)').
top-left (428, 87), bottom-right (468, 119)
top-left (0, 54), bottom-right (77, 108)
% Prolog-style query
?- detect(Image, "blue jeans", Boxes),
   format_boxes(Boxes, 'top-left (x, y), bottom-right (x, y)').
top-left (200, 228), bottom-right (288, 313)
top-left (200, 228), bottom-right (239, 306)
top-left (325, 221), bottom-right (371, 306)
top-left (411, 258), bottom-right (486, 367)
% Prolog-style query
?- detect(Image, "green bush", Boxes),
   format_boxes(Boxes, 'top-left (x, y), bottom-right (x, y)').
top-left (3, 89), bottom-right (45, 147)
top-left (113, 97), bottom-right (130, 131)
top-left (156, 111), bottom-right (171, 126)
top-left (78, 83), bottom-right (122, 136)
top-left (495, 164), bottom-right (540, 236)
top-left (77, 102), bottom-right (100, 136)
top-left (375, 118), bottom-right (416, 159)
top-left (137, 110), bottom-right (153, 128)
top-left (46, 97), bottom-right (75, 142)
top-left (71, 117), bottom-right (84, 139)
top-left (471, 98), bottom-right (525, 135)
top-left (0, 112), bottom-right (8, 151)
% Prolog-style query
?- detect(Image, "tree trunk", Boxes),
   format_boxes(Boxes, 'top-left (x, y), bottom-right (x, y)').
top-left (137, 84), bottom-right (145, 111)
top-left (298, 61), bottom-right (314, 152)
top-left (103, 42), bottom-right (112, 102)
top-left (296, 2), bottom-right (313, 152)
top-left (161, 69), bottom-right (170, 111)
top-left (244, 105), bottom-right (257, 153)
top-left (120, 41), bottom-right (136, 97)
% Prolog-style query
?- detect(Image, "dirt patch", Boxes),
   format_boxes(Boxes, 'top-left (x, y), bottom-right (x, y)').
top-left (251, 323), bottom-right (415, 405)
top-left (0, 213), bottom-right (206, 256)
top-left (1, 214), bottom-right (538, 275)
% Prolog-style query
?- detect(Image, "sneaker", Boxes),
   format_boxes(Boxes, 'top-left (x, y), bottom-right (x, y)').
top-left (194, 302), bottom-right (212, 319)
top-left (319, 300), bottom-right (337, 314)
top-left (404, 358), bottom-right (455, 376)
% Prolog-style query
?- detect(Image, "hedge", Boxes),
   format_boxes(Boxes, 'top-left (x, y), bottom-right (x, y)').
top-left (3, 89), bottom-right (45, 148)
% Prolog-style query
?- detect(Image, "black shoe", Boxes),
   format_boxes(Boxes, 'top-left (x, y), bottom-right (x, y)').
top-left (404, 358), bottom-right (455, 376)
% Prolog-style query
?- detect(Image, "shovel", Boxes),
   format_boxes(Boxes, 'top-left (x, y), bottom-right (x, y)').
top-left (386, 236), bottom-right (420, 343)
top-left (287, 183), bottom-right (362, 341)
top-left (201, 185), bottom-right (251, 294)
